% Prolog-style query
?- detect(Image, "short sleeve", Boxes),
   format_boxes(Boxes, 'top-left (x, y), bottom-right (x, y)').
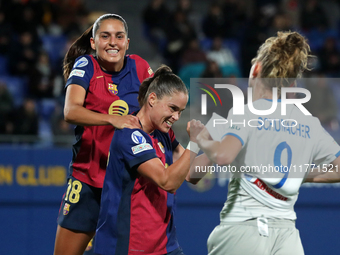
top-left (205, 110), bottom-right (249, 146)
top-left (118, 128), bottom-right (158, 169)
top-left (65, 55), bottom-right (94, 91)
top-left (168, 128), bottom-right (179, 151)
top-left (221, 108), bottom-right (250, 146)
top-left (313, 120), bottom-right (340, 165)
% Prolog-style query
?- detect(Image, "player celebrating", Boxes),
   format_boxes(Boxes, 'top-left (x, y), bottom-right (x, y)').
top-left (192, 31), bottom-right (340, 255)
top-left (53, 14), bottom-right (153, 255)
top-left (94, 65), bottom-right (209, 255)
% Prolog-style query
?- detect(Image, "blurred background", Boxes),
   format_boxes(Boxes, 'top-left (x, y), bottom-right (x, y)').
top-left (1, 0), bottom-right (340, 254)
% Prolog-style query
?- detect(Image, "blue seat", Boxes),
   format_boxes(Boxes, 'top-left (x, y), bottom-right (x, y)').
top-left (41, 35), bottom-right (67, 70)
top-left (0, 75), bottom-right (27, 106)
top-left (178, 62), bottom-right (206, 88)
top-left (37, 99), bottom-right (56, 120)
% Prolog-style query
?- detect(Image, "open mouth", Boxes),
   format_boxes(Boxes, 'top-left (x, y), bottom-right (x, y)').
top-left (165, 120), bottom-right (173, 127)
top-left (107, 49), bottom-right (119, 55)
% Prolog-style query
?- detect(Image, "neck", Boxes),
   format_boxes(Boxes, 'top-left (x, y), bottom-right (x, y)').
top-left (98, 58), bottom-right (124, 72)
top-left (252, 80), bottom-right (273, 101)
top-left (136, 107), bottom-right (154, 134)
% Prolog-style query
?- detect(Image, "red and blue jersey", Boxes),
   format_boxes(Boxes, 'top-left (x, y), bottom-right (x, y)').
top-left (95, 127), bottom-right (180, 255)
top-left (65, 54), bottom-right (153, 188)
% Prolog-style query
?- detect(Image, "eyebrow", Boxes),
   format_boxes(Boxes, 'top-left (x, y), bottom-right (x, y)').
top-left (99, 31), bottom-right (126, 35)
top-left (170, 104), bottom-right (186, 112)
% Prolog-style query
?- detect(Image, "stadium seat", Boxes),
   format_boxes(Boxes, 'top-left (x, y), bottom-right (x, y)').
top-left (37, 98), bottom-right (56, 120)
top-left (41, 35), bottom-right (67, 70)
top-left (0, 75), bottom-right (27, 106)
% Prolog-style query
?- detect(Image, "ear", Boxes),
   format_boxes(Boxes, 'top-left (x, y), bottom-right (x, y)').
top-left (126, 38), bottom-right (130, 51)
top-left (252, 62), bottom-right (262, 78)
top-left (90, 37), bottom-right (96, 51)
top-left (148, 92), bottom-right (157, 107)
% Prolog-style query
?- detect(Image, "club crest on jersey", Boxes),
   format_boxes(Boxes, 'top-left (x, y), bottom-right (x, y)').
top-left (131, 131), bottom-right (146, 144)
top-left (108, 83), bottom-right (118, 95)
top-left (158, 142), bottom-right (165, 153)
top-left (63, 203), bottom-right (70, 215)
top-left (73, 57), bottom-right (88, 68)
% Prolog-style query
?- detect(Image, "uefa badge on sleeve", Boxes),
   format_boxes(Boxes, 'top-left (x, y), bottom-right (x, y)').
top-left (63, 203), bottom-right (70, 215)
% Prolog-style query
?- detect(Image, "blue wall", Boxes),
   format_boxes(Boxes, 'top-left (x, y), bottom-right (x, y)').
top-left (0, 147), bottom-right (339, 255)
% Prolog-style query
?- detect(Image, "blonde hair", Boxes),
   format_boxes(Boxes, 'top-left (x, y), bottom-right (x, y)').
top-left (252, 31), bottom-right (311, 94)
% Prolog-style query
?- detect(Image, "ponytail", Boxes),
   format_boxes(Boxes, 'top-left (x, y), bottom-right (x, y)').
top-left (63, 25), bottom-right (95, 81)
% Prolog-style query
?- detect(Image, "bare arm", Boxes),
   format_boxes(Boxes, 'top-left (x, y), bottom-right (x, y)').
top-left (172, 142), bottom-right (212, 184)
top-left (137, 149), bottom-right (191, 193)
top-left (64, 84), bottom-right (140, 129)
top-left (196, 127), bottom-right (242, 166)
top-left (304, 156), bottom-right (340, 183)
top-left (136, 120), bottom-right (208, 193)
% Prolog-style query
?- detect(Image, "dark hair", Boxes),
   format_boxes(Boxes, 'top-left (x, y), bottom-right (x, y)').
top-left (138, 65), bottom-right (188, 107)
top-left (62, 14), bottom-right (128, 81)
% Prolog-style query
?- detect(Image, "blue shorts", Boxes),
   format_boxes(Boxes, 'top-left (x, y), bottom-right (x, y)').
top-left (57, 176), bottom-right (102, 232)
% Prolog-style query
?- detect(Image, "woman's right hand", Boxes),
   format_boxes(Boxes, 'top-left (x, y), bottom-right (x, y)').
top-left (110, 115), bottom-right (141, 129)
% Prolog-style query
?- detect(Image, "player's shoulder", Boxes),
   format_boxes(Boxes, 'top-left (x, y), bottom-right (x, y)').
top-left (73, 55), bottom-right (94, 68)
top-left (116, 128), bottom-right (151, 143)
top-left (127, 54), bottom-right (150, 67)
top-left (127, 54), bottom-right (146, 62)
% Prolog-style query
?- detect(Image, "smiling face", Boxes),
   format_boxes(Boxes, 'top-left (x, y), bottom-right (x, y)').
top-left (149, 91), bottom-right (188, 133)
top-left (90, 18), bottom-right (130, 72)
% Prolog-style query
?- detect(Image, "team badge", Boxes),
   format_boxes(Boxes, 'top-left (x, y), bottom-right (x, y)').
top-left (73, 57), bottom-right (88, 68)
top-left (63, 203), bottom-right (70, 215)
top-left (108, 83), bottom-right (118, 95)
top-left (131, 131), bottom-right (146, 144)
top-left (109, 100), bottom-right (129, 116)
top-left (158, 142), bottom-right (165, 153)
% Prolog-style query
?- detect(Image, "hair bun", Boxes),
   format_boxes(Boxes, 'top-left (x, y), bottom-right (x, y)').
top-left (153, 65), bottom-right (173, 78)
top-left (286, 32), bottom-right (304, 51)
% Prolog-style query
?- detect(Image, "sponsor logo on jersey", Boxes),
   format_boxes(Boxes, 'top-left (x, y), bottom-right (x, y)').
top-left (108, 100), bottom-right (129, 116)
top-left (148, 66), bottom-right (153, 76)
top-left (132, 143), bottom-right (152, 154)
top-left (73, 57), bottom-right (88, 68)
top-left (69, 69), bottom-right (85, 78)
top-left (131, 131), bottom-right (146, 144)
top-left (108, 83), bottom-right (118, 95)
top-left (63, 203), bottom-right (70, 215)
top-left (158, 142), bottom-right (165, 153)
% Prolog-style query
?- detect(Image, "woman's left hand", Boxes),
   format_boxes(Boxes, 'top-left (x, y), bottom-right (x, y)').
top-left (187, 119), bottom-right (205, 143)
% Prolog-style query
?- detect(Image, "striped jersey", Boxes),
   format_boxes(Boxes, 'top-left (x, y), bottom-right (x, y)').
top-left (95, 127), bottom-right (180, 255)
top-left (65, 54), bottom-right (153, 188)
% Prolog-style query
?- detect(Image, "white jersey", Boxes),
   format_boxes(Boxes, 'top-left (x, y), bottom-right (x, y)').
top-left (207, 99), bottom-right (340, 222)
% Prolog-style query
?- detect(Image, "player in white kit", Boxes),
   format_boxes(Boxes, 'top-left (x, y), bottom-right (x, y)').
top-left (192, 31), bottom-right (340, 255)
